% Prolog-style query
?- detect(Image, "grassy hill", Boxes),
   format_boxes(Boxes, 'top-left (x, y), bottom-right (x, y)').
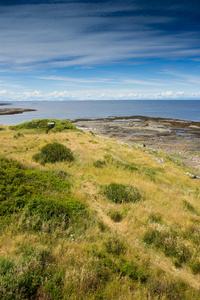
top-left (0, 120), bottom-right (200, 299)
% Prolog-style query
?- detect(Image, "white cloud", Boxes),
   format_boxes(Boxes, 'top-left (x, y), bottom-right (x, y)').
top-left (0, 89), bottom-right (7, 94)
top-left (121, 79), bottom-right (167, 86)
top-left (36, 76), bottom-right (112, 84)
top-left (1, 89), bottom-right (200, 101)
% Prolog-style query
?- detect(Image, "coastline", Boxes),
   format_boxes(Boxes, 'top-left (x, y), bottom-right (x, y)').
top-left (0, 108), bottom-right (37, 115)
top-left (71, 115), bottom-right (200, 175)
top-left (0, 105), bottom-right (199, 174)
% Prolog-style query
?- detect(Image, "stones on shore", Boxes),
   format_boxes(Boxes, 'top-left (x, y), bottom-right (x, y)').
top-left (157, 158), bottom-right (164, 164)
top-left (184, 172), bottom-right (200, 180)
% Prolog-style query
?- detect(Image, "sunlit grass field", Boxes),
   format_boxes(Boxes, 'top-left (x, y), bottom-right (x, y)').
top-left (0, 120), bottom-right (200, 299)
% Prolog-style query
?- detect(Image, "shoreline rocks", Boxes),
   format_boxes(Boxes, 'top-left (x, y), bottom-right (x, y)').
top-left (71, 115), bottom-right (200, 175)
top-left (0, 108), bottom-right (37, 115)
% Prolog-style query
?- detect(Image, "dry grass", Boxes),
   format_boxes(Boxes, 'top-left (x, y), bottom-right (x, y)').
top-left (0, 124), bottom-right (200, 299)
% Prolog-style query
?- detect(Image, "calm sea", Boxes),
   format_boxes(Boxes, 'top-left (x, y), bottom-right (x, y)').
top-left (0, 100), bottom-right (200, 125)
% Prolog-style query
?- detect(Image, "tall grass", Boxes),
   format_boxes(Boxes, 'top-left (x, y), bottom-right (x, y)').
top-left (0, 122), bottom-right (200, 299)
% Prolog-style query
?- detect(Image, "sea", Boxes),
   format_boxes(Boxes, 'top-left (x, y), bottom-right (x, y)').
top-left (0, 100), bottom-right (200, 125)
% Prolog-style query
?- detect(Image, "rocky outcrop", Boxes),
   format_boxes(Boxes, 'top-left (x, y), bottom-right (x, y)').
top-left (0, 108), bottom-right (36, 115)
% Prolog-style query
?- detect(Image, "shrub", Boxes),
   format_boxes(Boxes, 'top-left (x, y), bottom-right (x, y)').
top-left (120, 260), bottom-right (148, 283)
top-left (33, 142), bottom-right (74, 165)
top-left (98, 221), bottom-right (109, 232)
top-left (93, 160), bottom-right (106, 168)
top-left (0, 157), bottom-right (85, 232)
top-left (104, 236), bottom-right (126, 256)
top-left (189, 258), bottom-right (200, 274)
top-left (51, 119), bottom-right (76, 132)
top-left (19, 195), bottom-right (86, 232)
top-left (0, 157), bottom-right (71, 217)
top-left (0, 247), bottom-right (52, 300)
top-left (9, 119), bottom-right (76, 132)
top-left (108, 210), bottom-right (123, 222)
top-left (103, 183), bottom-right (142, 203)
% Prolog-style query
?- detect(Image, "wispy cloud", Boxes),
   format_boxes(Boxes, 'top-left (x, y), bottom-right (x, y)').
top-left (36, 76), bottom-right (113, 84)
top-left (121, 79), bottom-right (167, 86)
top-left (0, 1), bottom-right (199, 69)
top-left (162, 70), bottom-right (200, 85)
top-left (0, 1), bottom-right (200, 100)
top-left (36, 75), bottom-right (167, 86)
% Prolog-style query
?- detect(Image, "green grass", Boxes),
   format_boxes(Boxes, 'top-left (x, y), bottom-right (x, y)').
top-left (0, 121), bottom-right (200, 299)
top-left (0, 156), bottom-right (86, 232)
top-left (171, 153), bottom-right (187, 159)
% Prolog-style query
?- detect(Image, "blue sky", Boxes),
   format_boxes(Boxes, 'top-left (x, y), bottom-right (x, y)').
top-left (0, 0), bottom-right (200, 101)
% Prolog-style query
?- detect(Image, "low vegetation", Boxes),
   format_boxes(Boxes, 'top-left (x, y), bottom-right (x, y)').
top-left (0, 119), bottom-right (200, 299)
top-left (33, 142), bottom-right (74, 165)
top-left (171, 153), bottom-right (187, 159)
top-left (103, 183), bottom-right (142, 203)
top-left (9, 118), bottom-right (76, 133)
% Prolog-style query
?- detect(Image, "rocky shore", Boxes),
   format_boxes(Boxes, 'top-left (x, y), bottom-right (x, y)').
top-left (0, 107), bottom-right (36, 115)
top-left (71, 116), bottom-right (200, 175)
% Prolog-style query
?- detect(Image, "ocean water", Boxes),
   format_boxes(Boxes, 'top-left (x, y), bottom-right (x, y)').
top-left (0, 100), bottom-right (200, 125)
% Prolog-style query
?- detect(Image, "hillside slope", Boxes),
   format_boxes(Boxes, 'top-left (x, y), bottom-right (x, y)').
top-left (0, 121), bottom-right (200, 299)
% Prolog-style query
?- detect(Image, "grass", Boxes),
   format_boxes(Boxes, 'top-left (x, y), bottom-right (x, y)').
top-left (0, 120), bottom-right (200, 299)
top-left (103, 183), bottom-right (142, 203)
top-left (171, 153), bottom-right (187, 159)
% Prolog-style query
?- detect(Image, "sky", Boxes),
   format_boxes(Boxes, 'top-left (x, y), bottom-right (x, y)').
top-left (0, 0), bottom-right (200, 101)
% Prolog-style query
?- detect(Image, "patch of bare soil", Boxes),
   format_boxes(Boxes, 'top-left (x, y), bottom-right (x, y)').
top-left (71, 116), bottom-right (200, 175)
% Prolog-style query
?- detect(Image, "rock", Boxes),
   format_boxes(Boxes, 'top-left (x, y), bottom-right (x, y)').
top-left (157, 158), bottom-right (164, 164)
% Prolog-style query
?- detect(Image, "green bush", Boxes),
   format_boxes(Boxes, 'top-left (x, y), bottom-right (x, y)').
top-left (33, 142), bottom-right (74, 165)
top-left (120, 260), bottom-right (148, 283)
top-left (104, 236), bottom-right (126, 256)
top-left (20, 196), bottom-right (86, 232)
top-left (103, 183), bottom-right (142, 203)
top-left (108, 210), bottom-right (123, 222)
top-left (189, 258), bottom-right (200, 274)
top-left (0, 247), bottom-right (52, 300)
top-left (97, 221), bottom-right (109, 232)
top-left (9, 119), bottom-right (76, 132)
top-left (0, 157), bottom-right (71, 216)
top-left (93, 160), bottom-right (106, 168)
top-left (0, 157), bottom-right (86, 232)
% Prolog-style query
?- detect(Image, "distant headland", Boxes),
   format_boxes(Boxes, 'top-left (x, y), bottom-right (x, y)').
top-left (0, 103), bottom-right (36, 115)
